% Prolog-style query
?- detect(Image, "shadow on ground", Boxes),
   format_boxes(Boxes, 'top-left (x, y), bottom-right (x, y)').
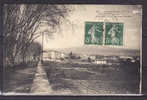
top-left (3, 62), bottom-right (38, 93)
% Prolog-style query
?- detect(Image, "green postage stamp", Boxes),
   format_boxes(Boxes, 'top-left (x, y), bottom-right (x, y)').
top-left (84, 22), bottom-right (124, 46)
top-left (85, 22), bottom-right (104, 45)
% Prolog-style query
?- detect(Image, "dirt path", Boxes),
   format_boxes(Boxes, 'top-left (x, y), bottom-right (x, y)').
top-left (3, 63), bottom-right (38, 95)
top-left (30, 62), bottom-right (53, 94)
top-left (31, 61), bottom-right (74, 95)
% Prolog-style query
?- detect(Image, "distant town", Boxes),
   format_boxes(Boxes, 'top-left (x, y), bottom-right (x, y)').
top-left (42, 50), bottom-right (140, 65)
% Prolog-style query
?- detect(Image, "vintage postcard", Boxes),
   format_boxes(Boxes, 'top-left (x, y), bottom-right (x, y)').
top-left (2, 4), bottom-right (142, 95)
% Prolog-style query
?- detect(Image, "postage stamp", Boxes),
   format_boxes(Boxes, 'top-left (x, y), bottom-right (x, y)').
top-left (84, 22), bottom-right (104, 45)
top-left (105, 22), bottom-right (124, 46)
top-left (85, 22), bottom-right (123, 46)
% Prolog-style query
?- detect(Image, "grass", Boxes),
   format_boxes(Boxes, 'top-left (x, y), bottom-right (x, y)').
top-left (43, 60), bottom-right (140, 94)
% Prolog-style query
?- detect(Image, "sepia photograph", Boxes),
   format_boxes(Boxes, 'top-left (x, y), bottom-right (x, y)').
top-left (2, 4), bottom-right (142, 95)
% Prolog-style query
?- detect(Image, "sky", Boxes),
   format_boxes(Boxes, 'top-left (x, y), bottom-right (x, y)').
top-left (35, 5), bottom-right (142, 50)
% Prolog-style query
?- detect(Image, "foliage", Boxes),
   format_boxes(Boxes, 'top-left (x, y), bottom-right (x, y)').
top-left (3, 4), bottom-right (71, 65)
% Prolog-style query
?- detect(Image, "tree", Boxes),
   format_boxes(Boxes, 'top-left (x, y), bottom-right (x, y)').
top-left (3, 4), bottom-right (72, 66)
top-left (26, 42), bottom-right (42, 63)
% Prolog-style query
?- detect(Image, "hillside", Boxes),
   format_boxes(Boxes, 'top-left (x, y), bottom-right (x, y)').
top-left (53, 45), bottom-right (140, 56)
